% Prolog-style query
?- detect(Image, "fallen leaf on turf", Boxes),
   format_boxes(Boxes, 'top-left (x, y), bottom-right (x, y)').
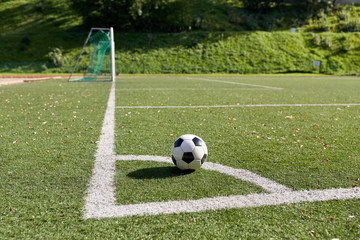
top-left (285, 116), bottom-right (294, 119)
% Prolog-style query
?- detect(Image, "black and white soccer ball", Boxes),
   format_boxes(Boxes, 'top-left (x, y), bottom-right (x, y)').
top-left (171, 134), bottom-right (208, 170)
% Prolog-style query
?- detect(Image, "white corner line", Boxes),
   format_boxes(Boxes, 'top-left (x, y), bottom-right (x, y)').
top-left (84, 82), bottom-right (360, 219)
top-left (87, 184), bottom-right (360, 219)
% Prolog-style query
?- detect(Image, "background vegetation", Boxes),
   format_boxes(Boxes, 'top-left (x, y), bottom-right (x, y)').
top-left (0, 0), bottom-right (359, 74)
top-left (1, 76), bottom-right (360, 239)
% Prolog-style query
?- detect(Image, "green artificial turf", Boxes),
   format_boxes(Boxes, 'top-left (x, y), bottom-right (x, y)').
top-left (115, 76), bottom-right (360, 191)
top-left (0, 76), bottom-right (359, 239)
top-left (115, 160), bottom-right (266, 205)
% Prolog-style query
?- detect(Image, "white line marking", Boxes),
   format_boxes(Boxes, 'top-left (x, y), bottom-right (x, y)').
top-left (116, 103), bottom-right (360, 109)
top-left (84, 81), bottom-right (360, 219)
top-left (117, 88), bottom-right (268, 91)
top-left (84, 82), bottom-right (117, 219)
top-left (89, 187), bottom-right (360, 218)
top-left (115, 154), bottom-right (171, 163)
top-left (184, 77), bottom-right (284, 90)
top-left (203, 162), bottom-right (292, 193)
top-left (115, 155), bottom-right (292, 194)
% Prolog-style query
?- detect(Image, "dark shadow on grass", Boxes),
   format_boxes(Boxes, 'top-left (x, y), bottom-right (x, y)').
top-left (127, 166), bottom-right (195, 179)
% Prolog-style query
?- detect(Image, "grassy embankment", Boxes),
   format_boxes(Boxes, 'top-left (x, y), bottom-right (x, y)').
top-left (0, 0), bottom-right (359, 74)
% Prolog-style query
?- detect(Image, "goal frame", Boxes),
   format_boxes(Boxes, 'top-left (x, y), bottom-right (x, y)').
top-left (68, 27), bottom-right (115, 82)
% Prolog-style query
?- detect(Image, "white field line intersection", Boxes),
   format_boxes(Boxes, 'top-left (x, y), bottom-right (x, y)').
top-left (116, 103), bottom-right (360, 109)
top-left (84, 82), bottom-right (360, 219)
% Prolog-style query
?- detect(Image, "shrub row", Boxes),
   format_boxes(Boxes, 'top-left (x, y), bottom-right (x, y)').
top-left (1, 31), bottom-right (359, 75)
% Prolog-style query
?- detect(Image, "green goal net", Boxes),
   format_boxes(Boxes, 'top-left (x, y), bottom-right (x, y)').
top-left (69, 27), bottom-right (115, 82)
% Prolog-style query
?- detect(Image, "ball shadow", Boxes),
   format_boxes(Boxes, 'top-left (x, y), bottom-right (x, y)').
top-left (127, 166), bottom-right (195, 179)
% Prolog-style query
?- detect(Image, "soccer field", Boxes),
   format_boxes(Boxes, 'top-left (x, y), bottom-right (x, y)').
top-left (1, 75), bottom-right (359, 238)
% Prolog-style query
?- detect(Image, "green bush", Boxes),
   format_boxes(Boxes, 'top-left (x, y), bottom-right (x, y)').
top-left (338, 34), bottom-right (353, 52)
top-left (338, 19), bottom-right (360, 32)
top-left (311, 34), bottom-right (321, 46)
top-left (313, 10), bottom-right (331, 32)
top-left (337, 8), bottom-right (350, 21)
top-left (48, 47), bottom-right (65, 68)
top-left (321, 36), bottom-right (332, 49)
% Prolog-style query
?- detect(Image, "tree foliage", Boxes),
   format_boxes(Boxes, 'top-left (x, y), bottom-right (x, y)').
top-left (290, 0), bottom-right (337, 15)
top-left (72, 0), bottom-right (232, 32)
top-left (242, 0), bottom-right (285, 11)
top-left (71, 0), bottom-right (185, 31)
top-left (71, 0), bottom-right (340, 32)
top-left (242, 0), bottom-right (335, 14)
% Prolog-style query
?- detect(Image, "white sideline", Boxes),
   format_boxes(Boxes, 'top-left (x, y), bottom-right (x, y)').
top-left (117, 88), bottom-right (269, 91)
top-left (84, 82), bottom-right (117, 218)
top-left (116, 103), bottom-right (360, 109)
top-left (84, 81), bottom-right (360, 219)
top-left (184, 77), bottom-right (284, 90)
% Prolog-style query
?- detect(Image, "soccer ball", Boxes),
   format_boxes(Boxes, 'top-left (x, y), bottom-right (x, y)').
top-left (171, 134), bottom-right (208, 170)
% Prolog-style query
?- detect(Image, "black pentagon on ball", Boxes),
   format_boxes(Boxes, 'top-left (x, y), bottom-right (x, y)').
top-left (174, 138), bottom-right (184, 148)
top-left (201, 154), bottom-right (207, 164)
top-left (192, 137), bottom-right (202, 147)
top-left (182, 152), bottom-right (195, 163)
top-left (171, 155), bottom-right (177, 166)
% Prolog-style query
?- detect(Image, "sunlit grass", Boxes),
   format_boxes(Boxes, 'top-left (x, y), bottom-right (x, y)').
top-left (0, 76), bottom-right (359, 239)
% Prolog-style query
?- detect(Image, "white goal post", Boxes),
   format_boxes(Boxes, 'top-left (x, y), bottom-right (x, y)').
top-left (68, 27), bottom-right (115, 82)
